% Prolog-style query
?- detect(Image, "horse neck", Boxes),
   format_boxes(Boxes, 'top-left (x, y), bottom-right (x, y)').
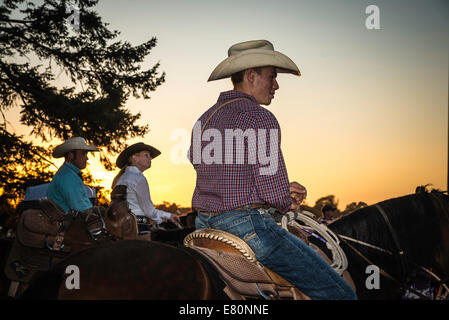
top-left (331, 193), bottom-right (447, 275)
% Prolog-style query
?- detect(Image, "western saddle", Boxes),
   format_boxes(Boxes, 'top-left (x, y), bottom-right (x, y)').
top-left (184, 228), bottom-right (310, 300)
top-left (106, 185), bottom-right (151, 241)
top-left (5, 198), bottom-right (111, 297)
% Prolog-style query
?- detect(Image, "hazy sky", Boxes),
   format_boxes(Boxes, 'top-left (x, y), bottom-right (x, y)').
top-left (6, 0), bottom-right (449, 209)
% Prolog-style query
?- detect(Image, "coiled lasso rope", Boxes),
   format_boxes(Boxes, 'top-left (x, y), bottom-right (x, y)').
top-left (280, 210), bottom-right (348, 275)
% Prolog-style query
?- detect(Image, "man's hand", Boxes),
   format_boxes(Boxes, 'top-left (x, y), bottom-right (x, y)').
top-left (289, 181), bottom-right (307, 211)
top-left (169, 213), bottom-right (181, 226)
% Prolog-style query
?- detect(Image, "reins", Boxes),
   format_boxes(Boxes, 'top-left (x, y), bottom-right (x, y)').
top-left (338, 232), bottom-right (449, 299)
top-left (331, 194), bottom-right (449, 300)
top-left (374, 204), bottom-right (408, 286)
top-left (280, 209), bottom-right (438, 299)
top-left (337, 235), bottom-right (431, 300)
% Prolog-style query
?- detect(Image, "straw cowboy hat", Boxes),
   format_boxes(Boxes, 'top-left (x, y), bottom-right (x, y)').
top-left (208, 40), bottom-right (301, 82)
top-left (52, 137), bottom-right (99, 158)
top-left (116, 142), bottom-right (161, 169)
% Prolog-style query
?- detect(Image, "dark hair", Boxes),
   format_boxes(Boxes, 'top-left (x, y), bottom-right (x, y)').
top-left (231, 67), bottom-right (264, 85)
top-left (64, 150), bottom-right (76, 160)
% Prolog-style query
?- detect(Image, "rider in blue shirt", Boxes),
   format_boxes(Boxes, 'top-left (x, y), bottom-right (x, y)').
top-left (47, 137), bottom-right (99, 213)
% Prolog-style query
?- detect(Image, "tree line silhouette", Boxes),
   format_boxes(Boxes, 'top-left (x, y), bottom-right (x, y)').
top-left (0, 0), bottom-right (164, 229)
top-left (0, 0), bottom-right (380, 233)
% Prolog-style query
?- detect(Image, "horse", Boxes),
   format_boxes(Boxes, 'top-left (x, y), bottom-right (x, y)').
top-left (150, 212), bottom-right (196, 247)
top-left (2, 203), bottom-right (120, 298)
top-left (0, 238), bottom-right (13, 299)
top-left (18, 191), bottom-right (449, 300)
top-left (1, 201), bottom-right (196, 299)
top-left (325, 190), bottom-right (449, 300)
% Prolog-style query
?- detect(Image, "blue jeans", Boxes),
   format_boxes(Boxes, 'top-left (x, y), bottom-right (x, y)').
top-left (195, 207), bottom-right (357, 300)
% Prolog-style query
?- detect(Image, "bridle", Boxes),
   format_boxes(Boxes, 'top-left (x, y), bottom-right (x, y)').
top-left (280, 193), bottom-right (449, 299)
top-left (336, 195), bottom-right (449, 300)
top-left (374, 204), bottom-right (407, 284)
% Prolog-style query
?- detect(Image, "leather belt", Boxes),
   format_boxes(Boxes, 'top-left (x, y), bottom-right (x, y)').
top-left (135, 215), bottom-right (150, 224)
top-left (198, 204), bottom-right (271, 217)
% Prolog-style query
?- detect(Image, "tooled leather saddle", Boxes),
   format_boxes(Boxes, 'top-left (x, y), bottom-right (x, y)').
top-left (183, 228), bottom-right (310, 300)
top-left (105, 185), bottom-right (152, 241)
top-left (5, 198), bottom-right (110, 294)
top-left (16, 198), bottom-right (74, 252)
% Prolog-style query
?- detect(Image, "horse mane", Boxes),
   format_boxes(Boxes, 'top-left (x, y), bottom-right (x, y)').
top-left (329, 190), bottom-right (449, 278)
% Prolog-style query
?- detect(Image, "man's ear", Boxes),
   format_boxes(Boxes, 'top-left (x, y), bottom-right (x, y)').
top-left (244, 68), bottom-right (256, 84)
top-left (65, 151), bottom-right (75, 162)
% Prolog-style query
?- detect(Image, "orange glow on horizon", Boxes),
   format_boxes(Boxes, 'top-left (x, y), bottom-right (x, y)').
top-left (3, 1), bottom-right (447, 211)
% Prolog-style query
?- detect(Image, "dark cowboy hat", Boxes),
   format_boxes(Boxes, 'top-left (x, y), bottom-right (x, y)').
top-left (116, 142), bottom-right (161, 169)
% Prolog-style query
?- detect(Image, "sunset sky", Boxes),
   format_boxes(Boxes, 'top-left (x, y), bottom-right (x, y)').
top-left (6, 0), bottom-right (449, 210)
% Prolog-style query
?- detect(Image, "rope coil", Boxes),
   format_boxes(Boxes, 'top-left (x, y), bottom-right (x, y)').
top-left (280, 210), bottom-right (348, 275)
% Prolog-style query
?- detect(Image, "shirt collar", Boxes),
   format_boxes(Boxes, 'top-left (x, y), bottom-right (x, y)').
top-left (217, 90), bottom-right (258, 104)
top-left (125, 166), bottom-right (142, 174)
top-left (63, 161), bottom-right (84, 181)
top-left (63, 161), bottom-right (81, 174)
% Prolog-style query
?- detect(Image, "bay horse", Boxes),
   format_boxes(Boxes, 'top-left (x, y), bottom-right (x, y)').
top-left (2, 205), bottom-right (119, 298)
top-left (18, 191), bottom-right (449, 300)
top-left (1, 205), bottom-right (195, 299)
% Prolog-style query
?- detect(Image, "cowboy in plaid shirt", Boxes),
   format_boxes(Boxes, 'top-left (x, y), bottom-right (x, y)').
top-left (189, 40), bottom-right (356, 300)
top-left (189, 89), bottom-right (300, 214)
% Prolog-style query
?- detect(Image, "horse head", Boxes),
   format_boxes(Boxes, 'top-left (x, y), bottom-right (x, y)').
top-left (329, 190), bottom-right (449, 299)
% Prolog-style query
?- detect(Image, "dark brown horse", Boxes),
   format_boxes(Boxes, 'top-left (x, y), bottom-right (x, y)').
top-left (1, 205), bottom-right (195, 299)
top-left (18, 191), bottom-right (449, 300)
top-left (2, 205), bottom-right (119, 298)
top-left (19, 240), bottom-right (225, 299)
top-left (0, 238), bottom-right (13, 299)
top-left (326, 190), bottom-right (449, 300)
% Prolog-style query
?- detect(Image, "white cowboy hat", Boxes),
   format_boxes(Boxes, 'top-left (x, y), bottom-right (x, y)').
top-left (52, 137), bottom-right (99, 158)
top-left (208, 40), bottom-right (301, 82)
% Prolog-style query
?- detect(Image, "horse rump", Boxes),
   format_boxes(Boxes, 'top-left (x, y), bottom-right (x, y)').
top-left (19, 240), bottom-right (222, 300)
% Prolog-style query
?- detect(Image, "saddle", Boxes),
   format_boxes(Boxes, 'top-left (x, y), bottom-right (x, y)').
top-left (6, 198), bottom-right (72, 296)
top-left (105, 185), bottom-right (146, 241)
top-left (184, 228), bottom-right (310, 300)
top-left (16, 198), bottom-right (71, 252)
top-left (6, 198), bottom-right (110, 296)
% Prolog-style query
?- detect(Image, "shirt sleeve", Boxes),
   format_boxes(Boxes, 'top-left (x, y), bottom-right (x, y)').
top-left (135, 176), bottom-right (172, 224)
top-left (249, 111), bottom-right (292, 213)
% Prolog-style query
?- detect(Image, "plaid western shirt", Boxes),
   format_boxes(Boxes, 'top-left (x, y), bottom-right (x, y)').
top-left (189, 90), bottom-right (292, 213)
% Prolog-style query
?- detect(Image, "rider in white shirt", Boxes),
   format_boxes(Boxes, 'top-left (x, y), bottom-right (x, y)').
top-left (112, 142), bottom-right (180, 233)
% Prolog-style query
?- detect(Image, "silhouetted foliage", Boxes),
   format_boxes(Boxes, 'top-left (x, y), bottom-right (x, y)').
top-left (0, 0), bottom-right (165, 225)
top-left (0, 128), bottom-right (54, 229)
top-left (81, 168), bottom-right (110, 208)
top-left (313, 195), bottom-right (339, 214)
top-left (343, 201), bottom-right (368, 214)
top-left (155, 201), bottom-right (191, 215)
